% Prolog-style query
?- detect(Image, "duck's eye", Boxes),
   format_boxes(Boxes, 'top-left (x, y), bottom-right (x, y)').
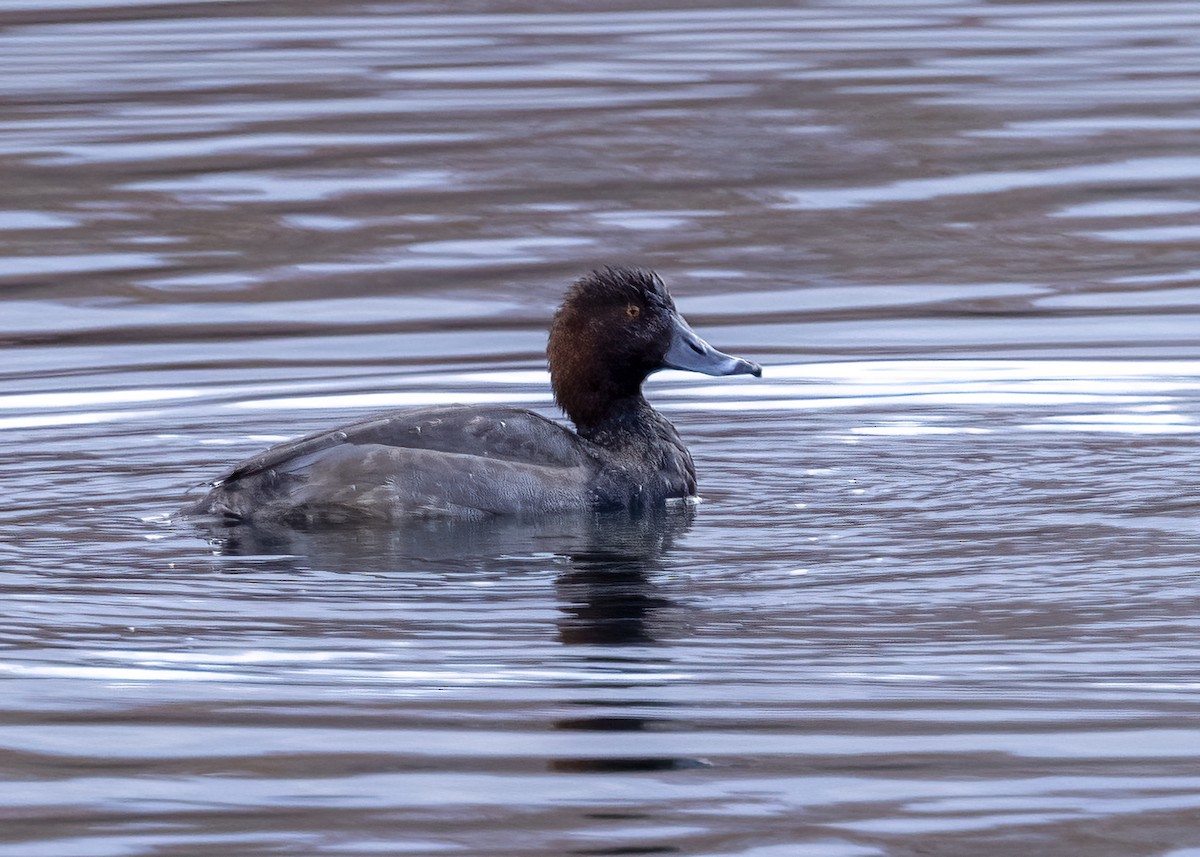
top-left (626, 304), bottom-right (641, 320)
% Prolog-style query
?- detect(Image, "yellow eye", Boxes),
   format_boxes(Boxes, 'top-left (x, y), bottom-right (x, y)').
top-left (626, 304), bottom-right (641, 319)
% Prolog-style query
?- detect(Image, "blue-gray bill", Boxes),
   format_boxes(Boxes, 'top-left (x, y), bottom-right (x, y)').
top-left (661, 314), bottom-right (762, 378)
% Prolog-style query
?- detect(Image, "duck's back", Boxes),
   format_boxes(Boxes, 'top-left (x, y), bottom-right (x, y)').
top-left (185, 405), bottom-right (598, 524)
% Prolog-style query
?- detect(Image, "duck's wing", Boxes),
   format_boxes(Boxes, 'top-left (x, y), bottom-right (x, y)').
top-left (188, 405), bottom-right (599, 522)
top-left (214, 405), bottom-right (591, 487)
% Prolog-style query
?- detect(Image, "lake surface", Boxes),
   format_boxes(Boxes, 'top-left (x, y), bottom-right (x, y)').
top-left (3, 0), bottom-right (1200, 854)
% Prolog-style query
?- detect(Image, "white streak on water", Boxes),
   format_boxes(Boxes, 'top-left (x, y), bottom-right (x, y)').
top-left (229, 392), bottom-right (553, 410)
top-left (0, 410), bottom-right (161, 430)
top-left (0, 389), bottom-right (200, 409)
top-left (8, 361), bottom-right (1200, 431)
top-left (778, 157), bottom-right (1200, 210)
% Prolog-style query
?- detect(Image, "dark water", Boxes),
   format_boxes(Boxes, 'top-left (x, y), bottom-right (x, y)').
top-left (4, 1), bottom-right (1200, 854)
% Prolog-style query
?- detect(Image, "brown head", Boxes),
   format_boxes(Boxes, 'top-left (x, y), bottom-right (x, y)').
top-left (547, 266), bottom-right (761, 430)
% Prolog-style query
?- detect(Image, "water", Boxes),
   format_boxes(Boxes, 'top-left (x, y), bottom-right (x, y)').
top-left (3, 0), bottom-right (1200, 854)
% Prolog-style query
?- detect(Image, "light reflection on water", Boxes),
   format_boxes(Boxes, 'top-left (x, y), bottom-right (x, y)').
top-left (8, 360), bottom-right (1200, 434)
top-left (3, 0), bottom-right (1200, 855)
top-left (783, 157), bottom-right (1200, 208)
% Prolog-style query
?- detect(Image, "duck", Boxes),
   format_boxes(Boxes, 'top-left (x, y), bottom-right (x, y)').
top-left (183, 266), bottom-right (761, 524)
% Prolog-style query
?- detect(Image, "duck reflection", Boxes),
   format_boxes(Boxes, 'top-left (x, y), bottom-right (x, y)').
top-left (192, 502), bottom-right (692, 641)
top-left (194, 501), bottom-right (690, 579)
top-left (549, 504), bottom-right (705, 779)
top-left (554, 503), bottom-right (691, 646)
top-left (194, 503), bottom-right (692, 647)
top-left (192, 506), bottom-right (701, 779)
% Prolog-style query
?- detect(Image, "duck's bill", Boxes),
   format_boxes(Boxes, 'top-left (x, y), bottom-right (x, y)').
top-left (662, 315), bottom-right (762, 378)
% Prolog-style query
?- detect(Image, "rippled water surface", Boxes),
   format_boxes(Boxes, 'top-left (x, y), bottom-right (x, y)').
top-left (4, 1), bottom-right (1200, 855)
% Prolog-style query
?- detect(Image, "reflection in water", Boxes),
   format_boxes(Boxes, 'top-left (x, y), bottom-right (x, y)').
top-left (552, 505), bottom-right (702, 777)
top-left (194, 502), bottom-right (692, 584)
top-left (198, 504), bottom-right (700, 780)
top-left (556, 505), bottom-right (692, 647)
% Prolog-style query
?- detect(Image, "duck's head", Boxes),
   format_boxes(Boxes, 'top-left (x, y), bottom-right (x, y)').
top-left (548, 266), bottom-right (761, 429)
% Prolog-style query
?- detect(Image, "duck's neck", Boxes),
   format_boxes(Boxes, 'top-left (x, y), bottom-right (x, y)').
top-left (553, 354), bottom-right (652, 438)
top-left (573, 394), bottom-right (658, 444)
top-left (573, 392), bottom-right (697, 502)
top-left (565, 385), bottom-right (698, 504)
